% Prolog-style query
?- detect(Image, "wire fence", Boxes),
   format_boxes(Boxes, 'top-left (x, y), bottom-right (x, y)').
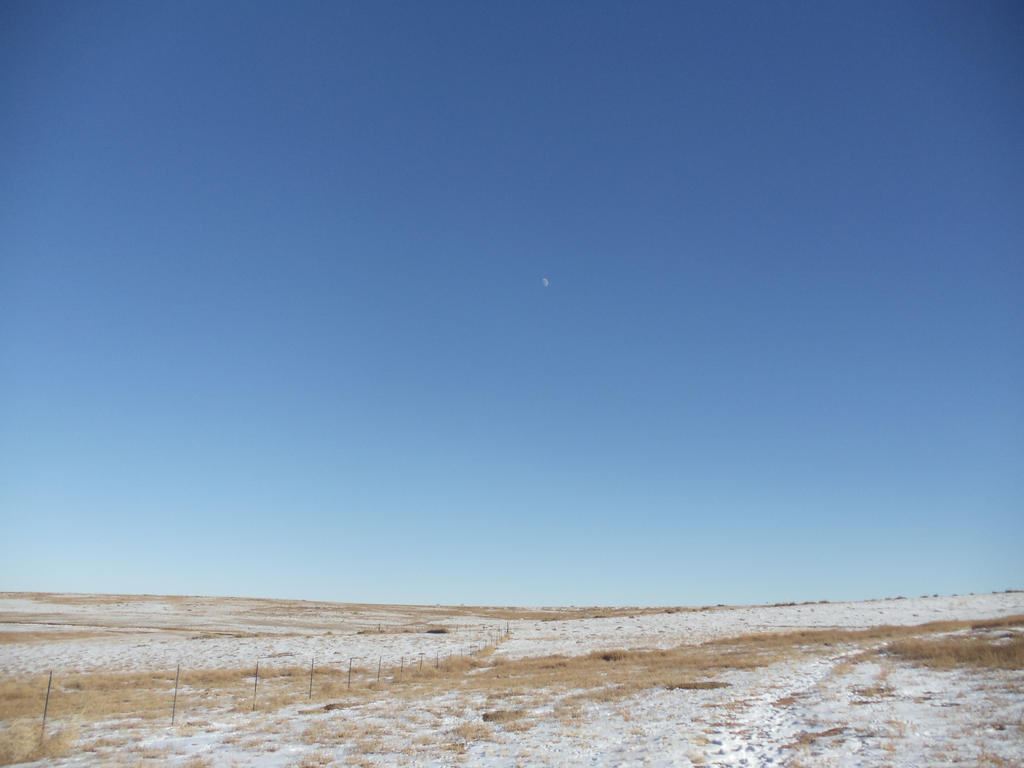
top-left (19, 623), bottom-right (514, 742)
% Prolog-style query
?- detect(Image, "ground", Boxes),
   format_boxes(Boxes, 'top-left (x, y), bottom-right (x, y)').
top-left (1, 591), bottom-right (1021, 767)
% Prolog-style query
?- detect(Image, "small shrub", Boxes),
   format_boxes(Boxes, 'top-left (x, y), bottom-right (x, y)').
top-left (482, 709), bottom-right (526, 723)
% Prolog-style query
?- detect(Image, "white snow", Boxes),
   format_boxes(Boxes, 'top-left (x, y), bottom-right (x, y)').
top-left (1, 591), bottom-right (1021, 767)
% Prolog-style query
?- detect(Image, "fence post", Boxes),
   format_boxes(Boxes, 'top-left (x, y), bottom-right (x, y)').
top-left (348, 658), bottom-right (353, 690)
top-left (41, 670), bottom-right (53, 741)
top-left (309, 657), bottom-right (314, 699)
top-left (252, 660), bottom-right (259, 711)
top-left (171, 664), bottom-right (181, 725)
top-left (376, 657), bottom-right (381, 684)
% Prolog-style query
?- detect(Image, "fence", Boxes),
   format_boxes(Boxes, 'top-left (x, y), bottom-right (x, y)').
top-left (16, 624), bottom-right (514, 742)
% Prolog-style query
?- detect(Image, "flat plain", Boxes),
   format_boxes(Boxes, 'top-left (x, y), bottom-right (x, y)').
top-left (1, 591), bottom-right (1022, 767)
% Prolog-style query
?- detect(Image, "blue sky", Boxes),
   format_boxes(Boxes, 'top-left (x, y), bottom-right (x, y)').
top-left (2, 1), bottom-right (1021, 606)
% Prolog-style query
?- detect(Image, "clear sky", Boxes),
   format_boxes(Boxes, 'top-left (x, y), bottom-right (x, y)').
top-left (2, 1), bottom-right (1021, 607)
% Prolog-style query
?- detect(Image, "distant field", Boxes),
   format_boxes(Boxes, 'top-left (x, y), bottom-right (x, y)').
top-left (1, 592), bottom-right (1022, 767)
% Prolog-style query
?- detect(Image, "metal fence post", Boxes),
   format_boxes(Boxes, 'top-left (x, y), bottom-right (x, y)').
top-left (252, 660), bottom-right (259, 711)
top-left (41, 671), bottom-right (53, 741)
top-left (171, 664), bottom-right (180, 724)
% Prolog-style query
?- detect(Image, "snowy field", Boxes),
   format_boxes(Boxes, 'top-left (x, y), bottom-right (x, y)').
top-left (1, 591), bottom-right (1021, 767)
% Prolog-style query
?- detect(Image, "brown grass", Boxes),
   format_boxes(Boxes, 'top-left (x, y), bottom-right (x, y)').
top-left (0, 590), bottom-right (712, 629)
top-left (289, 750), bottom-right (336, 767)
top-left (853, 684), bottom-right (895, 700)
top-left (0, 664), bottom-right (379, 724)
top-left (3, 612), bottom-right (1021, 766)
top-left (708, 615), bottom-right (1024, 652)
top-left (482, 708), bottom-right (527, 724)
top-left (413, 639), bottom-right (784, 710)
top-left (976, 751), bottom-right (1014, 767)
top-left (301, 719), bottom-right (351, 746)
top-left (0, 721), bottom-right (78, 766)
top-left (663, 681), bottom-right (731, 691)
top-left (884, 633), bottom-right (1024, 670)
top-left (9, 617), bottom-right (998, 730)
top-left (783, 726), bottom-right (846, 749)
top-left (450, 721), bottom-right (492, 743)
top-left (0, 630), bottom-right (111, 645)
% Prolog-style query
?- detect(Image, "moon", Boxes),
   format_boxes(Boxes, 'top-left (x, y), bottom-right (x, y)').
top-left (541, 277), bottom-right (550, 287)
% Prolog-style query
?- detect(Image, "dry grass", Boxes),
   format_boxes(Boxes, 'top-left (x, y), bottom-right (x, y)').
top-left (0, 721), bottom-right (78, 766)
top-left (380, 638), bottom-right (783, 712)
top-left (356, 625), bottom-right (455, 635)
top-left (976, 751), bottom-right (1015, 767)
top-left (708, 616), bottom-right (1024, 654)
top-left (0, 591), bottom-right (717, 632)
top-left (0, 664), bottom-right (376, 725)
top-left (853, 684), bottom-right (895, 700)
top-left (300, 719), bottom-right (351, 746)
top-left (449, 721), bottom-right (493, 744)
top-left (0, 630), bottom-right (111, 645)
top-left (0, 670), bottom-right (189, 722)
top-left (663, 681), bottom-right (731, 691)
top-left (3, 611), bottom-right (1021, 766)
top-left (482, 708), bottom-right (527, 724)
top-left (884, 633), bottom-right (1024, 670)
top-left (287, 750), bottom-right (335, 767)
top-left (783, 726), bottom-right (846, 749)
top-left (9, 617), bottom-right (999, 730)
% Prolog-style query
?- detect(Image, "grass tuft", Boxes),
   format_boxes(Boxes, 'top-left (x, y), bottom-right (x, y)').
top-left (482, 708), bottom-right (526, 723)
top-left (0, 721), bottom-right (78, 766)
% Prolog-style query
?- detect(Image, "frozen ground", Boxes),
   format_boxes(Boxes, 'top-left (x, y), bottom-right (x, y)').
top-left (1, 591), bottom-right (1022, 767)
